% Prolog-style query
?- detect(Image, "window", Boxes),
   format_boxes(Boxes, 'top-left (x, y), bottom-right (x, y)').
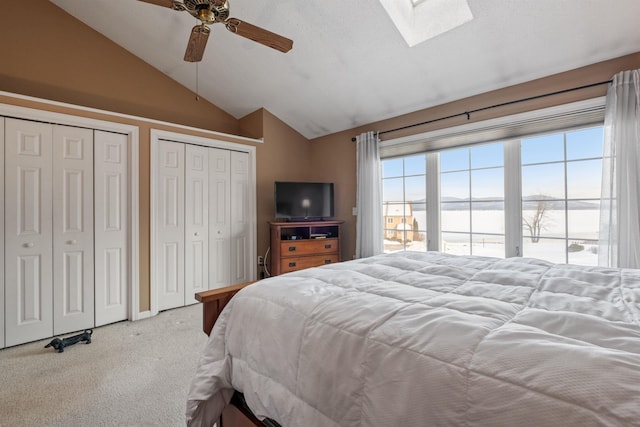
top-left (440, 143), bottom-right (505, 257)
top-left (382, 154), bottom-right (427, 252)
top-left (520, 127), bottom-right (603, 265)
top-left (381, 125), bottom-right (604, 266)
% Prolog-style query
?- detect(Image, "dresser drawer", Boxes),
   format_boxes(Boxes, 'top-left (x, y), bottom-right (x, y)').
top-left (280, 254), bottom-right (340, 273)
top-left (279, 239), bottom-right (338, 257)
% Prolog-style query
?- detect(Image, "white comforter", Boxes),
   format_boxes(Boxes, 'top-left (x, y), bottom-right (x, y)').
top-left (186, 251), bottom-right (640, 426)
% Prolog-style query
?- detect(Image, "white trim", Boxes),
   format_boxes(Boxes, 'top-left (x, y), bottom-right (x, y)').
top-left (136, 311), bottom-right (153, 321)
top-left (426, 152), bottom-right (440, 251)
top-left (504, 141), bottom-right (522, 257)
top-left (0, 90), bottom-right (263, 145)
top-left (128, 129), bottom-right (142, 320)
top-left (0, 101), bottom-right (142, 323)
top-left (150, 129), bottom-right (257, 316)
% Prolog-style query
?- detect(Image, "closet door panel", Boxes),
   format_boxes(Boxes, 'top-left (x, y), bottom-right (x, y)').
top-left (209, 148), bottom-right (231, 289)
top-left (230, 151), bottom-right (251, 284)
top-left (156, 140), bottom-right (185, 310)
top-left (53, 125), bottom-right (94, 335)
top-left (5, 118), bottom-right (54, 346)
top-left (0, 119), bottom-right (4, 348)
top-left (185, 145), bottom-right (209, 304)
top-left (94, 131), bottom-right (129, 326)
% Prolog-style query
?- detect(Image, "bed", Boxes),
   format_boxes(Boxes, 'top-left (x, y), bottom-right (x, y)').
top-left (186, 251), bottom-right (640, 426)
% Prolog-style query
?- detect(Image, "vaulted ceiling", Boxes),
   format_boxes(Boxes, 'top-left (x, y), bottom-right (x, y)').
top-left (50, 0), bottom-right (640, 139)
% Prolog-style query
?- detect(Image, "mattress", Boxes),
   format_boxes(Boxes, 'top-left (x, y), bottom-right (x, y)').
top-left (186, 251), bottom-right (640, 426)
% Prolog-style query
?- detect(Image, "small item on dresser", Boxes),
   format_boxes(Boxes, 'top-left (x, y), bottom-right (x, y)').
top-left (44, 329), bottom-right (93, 353)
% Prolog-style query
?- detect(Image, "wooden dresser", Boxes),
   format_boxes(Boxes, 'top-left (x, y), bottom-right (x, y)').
top-left (269, 220), bottom-right (343, 276)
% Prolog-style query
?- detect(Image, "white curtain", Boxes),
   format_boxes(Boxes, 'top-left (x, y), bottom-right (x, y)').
top-left (599, 69), bottom-right (640, 268)
top-left (355, 131), bottom-right (384, 258)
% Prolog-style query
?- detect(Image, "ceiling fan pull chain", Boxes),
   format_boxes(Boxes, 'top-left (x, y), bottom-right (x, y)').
top-left (195, 62), bottom-right (200, 101)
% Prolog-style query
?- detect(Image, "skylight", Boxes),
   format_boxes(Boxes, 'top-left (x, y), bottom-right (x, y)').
top-left (379, 0), bottom-right (473, 47)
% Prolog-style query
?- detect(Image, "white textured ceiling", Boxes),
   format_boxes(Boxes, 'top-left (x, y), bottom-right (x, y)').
top-left (50, 0), bottom-right (640, 139)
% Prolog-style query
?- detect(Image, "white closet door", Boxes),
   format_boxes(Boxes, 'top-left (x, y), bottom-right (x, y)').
top-left (94, 131), bottom-right (129, 326)
top-left (5, 118), bottom-right (54, 346)
top-left (185, 145), bottom-right (209, 304)
top-left (209, 148), bottom-right (231, 289)
top-left (52, 125), bottom-right (94, 335)
top-left (0, 118), bottom-right (4, 348)
top-left (230, 151), bottom-right (251, 284)
top-left (156, 140), bottom-right (185, 310)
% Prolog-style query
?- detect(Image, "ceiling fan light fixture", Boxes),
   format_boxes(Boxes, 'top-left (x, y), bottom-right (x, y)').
top-left (138, 0), bottom-right (293, 61)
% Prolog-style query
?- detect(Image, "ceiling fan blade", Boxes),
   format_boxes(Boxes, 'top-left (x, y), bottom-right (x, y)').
top-left (184, 25), bottom-right (211, 62)
top-left (138, 0), bottom-right (175, 8)
top-left (225, 18), bottom-right (293, 53)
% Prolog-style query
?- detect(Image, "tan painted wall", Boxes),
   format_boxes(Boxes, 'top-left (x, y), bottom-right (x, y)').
top-left (311, 52), bottom-right (640, 261)
top-left (255, 110), bottom-right (313, 266)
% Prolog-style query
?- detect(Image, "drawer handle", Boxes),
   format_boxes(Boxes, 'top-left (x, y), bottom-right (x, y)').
top-left (289, 262), bottom-right (296, 267)
top-left (288, 246), bottom-right (296, 252)
top-left (324, 244), bottom-right (332, 249)
top-left (324, 259), bottom-right (332, 264)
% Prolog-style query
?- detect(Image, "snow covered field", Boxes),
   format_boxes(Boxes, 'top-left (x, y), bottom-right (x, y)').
top-left (385, 209), bottom-right (600, 266)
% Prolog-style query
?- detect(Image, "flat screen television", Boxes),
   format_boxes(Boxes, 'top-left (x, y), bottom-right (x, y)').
top-left (274, 181), bottom-right (335, 221)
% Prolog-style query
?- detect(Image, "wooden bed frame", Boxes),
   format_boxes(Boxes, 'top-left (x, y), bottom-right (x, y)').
top-left (195, 282), bottom-right (280, 427)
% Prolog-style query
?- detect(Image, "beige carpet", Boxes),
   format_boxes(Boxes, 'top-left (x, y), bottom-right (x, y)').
top-left (0, 304), bottom-right (208, 427)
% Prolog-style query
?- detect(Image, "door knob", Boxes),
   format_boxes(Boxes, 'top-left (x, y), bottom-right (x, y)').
top-left (23, 242), bottom-right (34, 248)
top-left (67, 239), bottom-right (77, 245)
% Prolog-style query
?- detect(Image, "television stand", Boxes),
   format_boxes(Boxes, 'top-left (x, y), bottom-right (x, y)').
top-left (269, 220), bottom-right (343, 276)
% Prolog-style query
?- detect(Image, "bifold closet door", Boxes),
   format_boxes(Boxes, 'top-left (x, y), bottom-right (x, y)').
top-left (156, 140), bottom-right (185, 311)
top-left (185, 145), bottom-right (209, 304)
top-left (94, 131), bottom-right (129, 326)
top-left (52, 125), bottom-right (94, 336)
top-left (5, 119), bottom-right (54, 347)
top-left (209, 148), bottom-right (231, 289)
top-left (230, 151), bottom-right (251, 284)
top-left (208, 149), bottom-right (251, 288)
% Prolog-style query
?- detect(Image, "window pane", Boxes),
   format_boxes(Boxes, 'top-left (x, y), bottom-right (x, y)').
top-left (568, 240), bottom-right (598, 266)
top-left (440, 148), bottom-right (469, 172)
top-left (523, 205), bottom-right (565, 239)
top-left (382, 158), bottom-right (403, 178)
top-left (441, 171), bottom-right (469, 200)
top-left (522, 238), bottom-right (566, 264)
top-left (441, 232), bottom-right (471, 256)
top-left (566, 127), bottom-right (604, 160)
top-left (471, 143), bottom-right (504, 169)
top-left (404, 176), bottom-right (426, 202)
top-left (441, 205), bottom-right (470, 232)
top-left (383, 178), bottom-right (404, 203)
top-left (567, 201), bottom-right (600, 240)
top-left (522, 163), bottom-right (565, 200)
top-left (471, 234), bottom-right (505, 258)
top-left (471, 168), bottom-right (504, 201)
top-left (384, 202), bottom-right (407, 219)
top-left (411, 203), bottom-right (427, 231)
top-left (472, 204), bottom-right (505, 234)
top-left (404, 154), bottom-right (426, 176)
top-left (567, 159), bottom-right (602, 199)
top-left (522, 133), bottom-right (564, 164)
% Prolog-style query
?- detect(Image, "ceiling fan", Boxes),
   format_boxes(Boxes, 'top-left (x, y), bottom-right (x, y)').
top-left (139, 0), bottom-right (293, 62)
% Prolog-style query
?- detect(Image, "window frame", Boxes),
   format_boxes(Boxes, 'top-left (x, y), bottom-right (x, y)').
top-left (380, 98), bottom-right (606, 264)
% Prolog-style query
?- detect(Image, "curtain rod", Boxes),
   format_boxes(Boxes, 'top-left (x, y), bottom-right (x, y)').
top-left (350, 79), bottom-right (612, 142)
